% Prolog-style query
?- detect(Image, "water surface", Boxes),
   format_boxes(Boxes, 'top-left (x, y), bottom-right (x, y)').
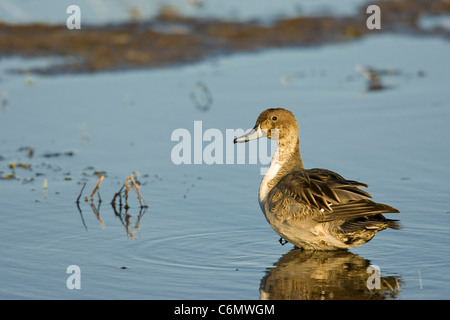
top-left (1, 34), bottom-right (450, 299)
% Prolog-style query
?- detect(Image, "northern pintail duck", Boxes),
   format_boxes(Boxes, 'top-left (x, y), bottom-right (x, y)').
top-left (234, 108), bottom-right (400, 250)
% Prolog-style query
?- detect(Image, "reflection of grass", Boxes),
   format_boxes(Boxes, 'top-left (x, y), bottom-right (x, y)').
top-left (381, 277), bottom-right (401, 299)
top-left (76, 173), bottom-right (148, 238)
top-left (1, 0), bottom-right (448, 74)
top-left (77, 172), bottom-right (147, 207)
top-left (111, 173), bottom-right (148, 210)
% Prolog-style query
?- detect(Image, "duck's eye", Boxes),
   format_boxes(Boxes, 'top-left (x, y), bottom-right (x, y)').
top-left (272, 116), bottom-right (277, 121)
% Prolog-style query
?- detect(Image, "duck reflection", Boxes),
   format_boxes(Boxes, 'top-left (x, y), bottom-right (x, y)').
top-left (260, 249), bottom-right (401, 300)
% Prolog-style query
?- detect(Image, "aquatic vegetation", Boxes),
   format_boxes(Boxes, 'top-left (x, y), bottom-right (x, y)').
top-left (76, 173), bottom-right (148, 239)
top-left (1, 0), bottom-right (448, 74)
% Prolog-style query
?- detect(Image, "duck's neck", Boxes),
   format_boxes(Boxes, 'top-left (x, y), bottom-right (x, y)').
top-left (259, 135), bottom-right (304, 204)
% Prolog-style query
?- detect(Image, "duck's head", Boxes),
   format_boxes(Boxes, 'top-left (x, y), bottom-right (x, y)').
top-left (234, 108), bottom-right (298, 144)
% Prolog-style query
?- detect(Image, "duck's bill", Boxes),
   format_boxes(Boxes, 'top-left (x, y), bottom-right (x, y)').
top-left (234, 124), bottom-right (266, 143)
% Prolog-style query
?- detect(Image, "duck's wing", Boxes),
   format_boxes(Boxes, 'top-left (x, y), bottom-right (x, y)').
top-left (267, 168), bottom-right (399, 222)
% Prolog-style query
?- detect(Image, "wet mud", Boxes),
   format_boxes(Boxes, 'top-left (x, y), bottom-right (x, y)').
top-left (1, 0), bottom-right (449, 75)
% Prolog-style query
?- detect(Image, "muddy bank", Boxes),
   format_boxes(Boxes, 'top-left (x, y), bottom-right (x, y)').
top-left (1, 0), bottom-right (449, 74)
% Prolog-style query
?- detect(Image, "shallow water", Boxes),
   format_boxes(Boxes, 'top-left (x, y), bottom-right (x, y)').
top-left (1, 33), bottom-right (450, 299)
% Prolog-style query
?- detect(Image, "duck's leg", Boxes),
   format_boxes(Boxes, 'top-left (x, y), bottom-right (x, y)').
top-left (279, 237), bottom-right (288, 246)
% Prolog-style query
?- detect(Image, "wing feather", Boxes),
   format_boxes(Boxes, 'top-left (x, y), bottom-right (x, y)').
top-left (267, 168), bottom-right (399, 222)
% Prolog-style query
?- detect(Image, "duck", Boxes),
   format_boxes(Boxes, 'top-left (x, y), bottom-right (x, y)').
top-left (234, 108), bottom-right (400, 250)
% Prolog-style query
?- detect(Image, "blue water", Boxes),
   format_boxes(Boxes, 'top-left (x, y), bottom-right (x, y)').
top-left (1, 33), bottom-right (450, 299)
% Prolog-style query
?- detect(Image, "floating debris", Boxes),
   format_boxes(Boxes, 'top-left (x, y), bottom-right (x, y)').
top-left (22, 177), bottom-right (34, 184)
top-left (281, 74), bottom-right (295, 86)
top-left (190, 81), bottom-right (213, 112)
top-left (1, 161), bottom-right (33, 180)
top-left (93, 170), bottom-right (106, 178)
top-left (355, 65), bottom-right (411, 91)
top-left (9, 162), bottom-right (31, 170)
top-left (355, 65), bottom-right (385, 91)
top-left (42, 151), bottom-right (75, 158)
top-left (0, 172), bottom-right (15, 180)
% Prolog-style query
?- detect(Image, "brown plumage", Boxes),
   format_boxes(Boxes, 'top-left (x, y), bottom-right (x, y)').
top-left (234, 108), bottom-right (400, 250)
